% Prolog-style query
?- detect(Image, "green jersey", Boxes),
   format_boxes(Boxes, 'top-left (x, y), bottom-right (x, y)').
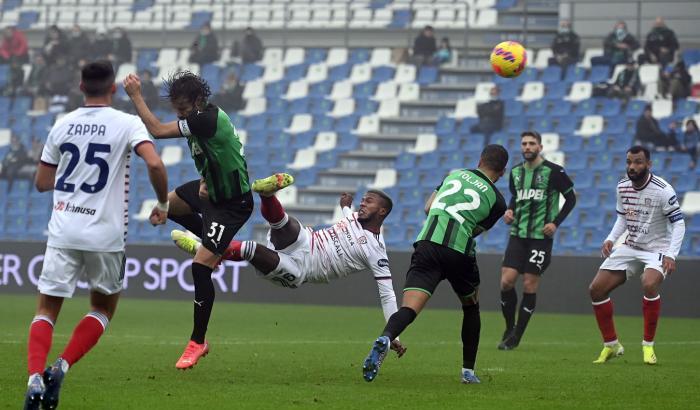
top-left (509, 159), bottom-right (575, 239)
top-left (178, 104), bottom-right (250, 203)
top-left (417, 169), bottom-right (507, 256)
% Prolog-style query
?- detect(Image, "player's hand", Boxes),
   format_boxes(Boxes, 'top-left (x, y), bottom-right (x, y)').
top-left (662, 256), bottom-right (676, 276)
top-left (149, 207), bottom-right (167, 226)
top-left (543, 223), bottom-right (557, 237)
top-left (601, 240), bottom-right (614, 258)
top-left (123, 74), bottom-right (142, 98)
top-left (390, 339), bottom-right (407, 358)
top-left (503, 209), bottom-right (514, 225)
top-left (199, 179), bottom-right (209, 201)
top-left (339, 192), bottom-right (353, 208)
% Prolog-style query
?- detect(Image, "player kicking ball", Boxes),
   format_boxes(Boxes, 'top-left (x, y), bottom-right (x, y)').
top-left (172, 172), bottom-right (407, 357)
top-left (362, 145), bottom-right (508, 384)
top-left (589, 146), bottom-right (685, 365)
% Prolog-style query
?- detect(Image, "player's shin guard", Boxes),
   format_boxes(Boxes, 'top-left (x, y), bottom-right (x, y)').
top-left (500, 288), bottom-right (517, 336)
top-left (642, 295), bottom-right (661, 344)
top-left (592, 298), bottom-right (618, 344)
top-left (61, 311), bottom-right (108, 367)
top-left (515, 292), bottom-right (536, 339)
top-left (28, 316), bottom-right (54, 375)
top-left (462, 304), bottom-right (480, 370)
top-left (190, 263), bottom-right (215, 344)
top-left (381, 307), bottom-right (417, 341)
top-left (169, 213), bottom-right (204, 238)
top-left (260, 195), bottom-right (287, 227)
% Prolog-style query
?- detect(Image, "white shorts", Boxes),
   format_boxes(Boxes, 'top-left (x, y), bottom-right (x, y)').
top-left (599, 245), bottom-right (666, 279)
top-left (256, 221), bottom-right (312, 289)
top-left (38, 246), bottom-right (126, 298)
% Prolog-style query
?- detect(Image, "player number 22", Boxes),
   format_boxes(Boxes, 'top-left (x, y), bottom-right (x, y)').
top-left (431, 180), bottom-right (481, 224)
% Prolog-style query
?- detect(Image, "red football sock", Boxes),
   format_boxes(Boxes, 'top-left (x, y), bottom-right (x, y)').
top-left (260, 195), bottom-right (286, 226)
top-left (28, 316), bottom-right (54, 375)
top-left (643, 295), bottom-right (661, 343)
top-left (592, 298), bottom-right (618, 343)
top-left (223, 240), bottom-right (243, 261)
top-left (61, 312), bottom-right (108, 366)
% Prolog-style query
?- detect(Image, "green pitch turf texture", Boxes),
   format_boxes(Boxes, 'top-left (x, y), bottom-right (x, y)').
top-left (1, 294), bottom-right (698, 409)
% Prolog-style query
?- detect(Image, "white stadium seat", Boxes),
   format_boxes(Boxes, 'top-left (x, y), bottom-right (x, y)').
top-left (398, 83), bottom-right (420, 101)
top-left (350, 63), bottom-right (372, 84)
top-left (330, 80), bottom-right (353, 100)
top-left (378, 99), bottom-right (400, 118)
top-left (681, 191), bottom-right (700, 215)
top-left (394, 64), bottom-right (416, 84)
top-left (263, 48), bottom-right (283, 66)
top-left (473, 82), bottom-right (495, 102)
top-left (652, 99), bottom-right (673, 119)
top-left (541, 133), bottom-right (560, 152)
top-left (284, 80), bottom-right (309, 100)
top-left (575, 115), bottom-right (604, 137)
top-left (241, 97), bottom-right (266, 116)
top-left (639, 64), bottom-right (660, 85)
top-left (243, 80), bottom-right (265, 99)
top-left (263, 64), bottom-right (285, 83)
top-left (327, 47), bottom-right (348, 67)
top-left (534, 49), bottom-right (553, 69)
top-left (369, 48), bottom-right (392, 67)
top-left (284, 47), bottom-right (305, 67)
top-left (580, 48), bottom-right (604, 69)
top-left (408, 134), bottom-right (437, 154)
top-left (313, 132), bottom-right (338, 152)
top-left (288, 148), bottom-right (316, 170)
top-left (454, 98), bottom-right (477, 118)
top-left (369, 168), bottom-right (397, 189)
top-left (544, 151), bottom-right (565, 167)
top-left (134, 200), bottom-right (158, 221)
top-left (354, 115), bottom-right (380, 134)
top-left (518, 81), bottom-right (545, 102)
top-left (161, 145), bottom-right (183, 167)
top-left (330, 98), bottom-right (356, 118)
top-left (373, 81), bottom-right (398, 101)
top-left (566, 81), bottom-right (592, 102)
top-left (306, 63), bottom-right (328, 83)
top-left (286, 114), bottom-right (313, 134)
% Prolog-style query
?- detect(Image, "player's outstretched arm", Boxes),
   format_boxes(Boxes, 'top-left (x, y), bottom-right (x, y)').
top-left (123, 74), bottom-right (181, 139)
top-left (339, 192), bottom-right (353, 217)
top-left (136, 142), bottom-right (169, 225)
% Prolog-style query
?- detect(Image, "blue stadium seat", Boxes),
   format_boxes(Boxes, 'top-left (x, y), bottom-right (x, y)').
top-left (442, 151), bottom-right (467, 169)
top-left (309, 97), bottom-right (333, 115)
top-left (549, 100), bottom-right (571, 116)
top-left (266, 98), bottom-right (287, 114)
top-left (573, 99), bottom-right (596, 116)
top-left (17, 11), bottom-right (39, 29)
top-left (349, 48), bottom-right (371, 64)
top-left (576, 191), bottom-right (598, 209)
top-left (463, 133), bottom-right (485, 151)
top-left (395, 152), bottom-right (416, 170)
top-left (284, 63), bottom-right (308, 82)
top-left (438, 134), bottom-right (461, 153)
top-left (309, 80), bottom-right (332, 98)
top-left (564, 155), bottom-right (587, 171)
top-left (598, 99), bottom-right (621, 117)
top-left (417, 152), bottom-right (440, 170)
top-left (520, 67), bottom-right (538, 83)
top-left (417, 66), bottom-right (438, 85)
top-left (287, 97), bottom-right (310, 114)
top-left (457, 118), bottom-right (477, 135)
top-left (372, 66), bottom-right (395, 82)
top-left (581, 211), bottom-right (605, 228)
top-left (545, 82), bottom-right (568, 100)
top-left (265, 80), bottom-right (288, 98)
top-left (397, 168), bottom-right (420, 187)
top-left (672, 175), bottom-right (695, 193)
top-left (267, 114), bottom-right (290, 132)
top-left (530, 116), bottom-right (554, 132)
top-left (588, 65), bottom-right (611, 83)
top-left (336, 133), bottom-right (358, 151)
top-left (584, 135), bottom-right (608, 152)
top-left (311, 115), bottom-right (334, 132)
top-left (504, 100), bottom-right (523, 116)
top-left (555, 116), bottom-right (577, 134)
top-left (305, 48), bottom-right (327, 64)
top-left (564, 65), bottom-right (587, 83)
top-left (604, 119), bottom-right (626, 134)
top-left (354, 99), bottom-right (378, 116)
top-left (625, 99), bottom-right (647, 117)
top-left (435, 116), bottom-right (456, 135)
top-left (240, 64), bottom-right (263, 82)
top-left (389, 9), bottom-right (412, 28)
top-left (674, 100), bottom-right (698, 118)
top-left (525, 100), bottom-right (547, 117)
top-left (245, 114), bottom-right (267, 132)
top-left (335, 115), bottom-right (358, 133)
top-left (352, 82), bottom-right (376, 99)
top-left (668, 155), bottom-right (691, 173)
top-left (540, 66), bottom-right (562, 83)
top-left (328, 62), bottom-right (352, 81)
top-left (499, 85), bottom-right (520, 100)
top-left (506, 116), bottom-right (526, 133)
top-left (188, 11), bottom-right (213, 29)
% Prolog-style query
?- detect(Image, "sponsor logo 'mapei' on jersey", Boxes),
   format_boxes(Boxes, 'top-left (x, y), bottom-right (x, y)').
top-left (41, 106), bottom-right (152, 252)
top-left (616, 174), bottom-right (683, 253)
top-left (306, 212), bottom-right (391, 283)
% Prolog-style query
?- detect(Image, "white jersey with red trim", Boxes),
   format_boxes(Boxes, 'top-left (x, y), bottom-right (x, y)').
top-left (307, 209), bottom-right (391, 283)
top-left (615, 174), bottom-right (683, 253)
top-left (40, 106), bottom-right (152, 252)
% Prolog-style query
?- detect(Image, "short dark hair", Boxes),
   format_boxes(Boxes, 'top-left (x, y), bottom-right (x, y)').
top-left (480, 144), bottom-right (509, 173)
top-left (81, 60), bottom-right (115, 97)
top-left (164, 71), bottom-right (211, 104)
top-left (521, 130), bottom-right (542, 144)
top-left (627, 145), bottom-right (651, 160)
top-left (367, 189), bottom-right (393, 216)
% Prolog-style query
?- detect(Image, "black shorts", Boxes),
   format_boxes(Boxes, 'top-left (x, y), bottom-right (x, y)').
top-left (404, 240), bottom-right (480, 302)
top-left (502, 236), bottom-right (553, 275)
top-left (175, 179), bottom-right (254, 255)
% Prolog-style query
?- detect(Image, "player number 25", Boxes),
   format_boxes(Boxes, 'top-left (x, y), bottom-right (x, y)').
top-left (430, 180), bottom-right (481, 224)
top-left (529, 250), bottom-right (546, 264)
top-left (56, 142), bottom-right (111, 194)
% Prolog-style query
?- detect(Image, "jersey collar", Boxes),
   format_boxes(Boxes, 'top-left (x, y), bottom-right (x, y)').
top-left (632, 173), bottom-right (653, 191)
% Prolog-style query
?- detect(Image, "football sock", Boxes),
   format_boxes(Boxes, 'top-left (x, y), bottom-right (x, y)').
top-left (27, 315), bottom-right (54, 375)
top-left (169, 213), bottom-right (204, 238)
top-left (260, 195), bottom-right (287, 227)
top-left (61, 311), bottom-right (108, 366)
top-left (592, 298), bottom-right (618, 343)
top-left (515, 292), bottom-right (536, 338)
top-left (222, 240), bottom-right (256, 262)
top-left (381, 307), bottom-right (417, 341)
top-left (461, 304), bottom-right (481, 370)
top-left (190, 263), bottom-right (215, 344)
top-left (642, 295), bottom-right (661, 344)
top-left (500, 288), bottom-right (517, 335)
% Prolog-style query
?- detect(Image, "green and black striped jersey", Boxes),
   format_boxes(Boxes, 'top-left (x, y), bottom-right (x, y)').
top-left (177, 103), bottom-right (250, 203)
top-left (417, 169), bottom-right (507, 256)
top-left (508, 160), bottom-right (574, 239)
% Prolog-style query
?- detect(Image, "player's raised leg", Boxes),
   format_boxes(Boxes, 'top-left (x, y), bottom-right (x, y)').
top-left (589, 269), bottom-right (626, 363)
top-left (641, 268), bottom-right (664, 365)
top-left (24, 295), bottom-right (63, 410)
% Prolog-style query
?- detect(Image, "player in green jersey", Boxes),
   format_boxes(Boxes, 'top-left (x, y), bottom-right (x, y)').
top-left (124, 71), bottom-right (253, 369)
top-left (362, 145), bottom-right (508, 384)
top-left (498, 131), bottom-right (576, 350)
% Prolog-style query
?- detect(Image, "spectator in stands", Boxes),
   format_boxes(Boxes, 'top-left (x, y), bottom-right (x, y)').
top-left (140, 69), bottom-right (160, 110)
top-left (681, 119), bottom-right (699, 168)
top-left (237, 27), bottom-right (263, 64)
top-left (470, 86), bottom-right (504, 141)
top-left (212, 72), bottom-right (244, 112)
top-left (412, 26), bottom-right (437, 66)
top-left (432, 37), bottom-right (452, 65)
top-left (659, 60), bottom-right (691, 100)
top-left (89, 27), bottom-right (113, 61)
top-left (634, 105), bottom-right (679, 150)
top-left (608, 59), bottom-right (640, 100)
top-left (0, 26), bottom-right (29, 64)
top-left (600, 21), bottom-right (639, 67)
top-left (108, 27), bottom-right (132, 68)
top-left (550, 19), bottom-right (580, 70)
top-left (190, 22), bottom-right (219, 65)
top-left (0, 134), bottom-right (30, 191)
top-left (42, 25), bottom-right (68, 65)
top-left (44, 55), bottom-right (73, 97)
top-left (643, 17), bottom-right (679, 65)
top-left (24, 54), bottom-right (48, 98)
top-left (67, 25), bottom-right (91, 64)
top-left (3, 57), bottom-right (25, 97)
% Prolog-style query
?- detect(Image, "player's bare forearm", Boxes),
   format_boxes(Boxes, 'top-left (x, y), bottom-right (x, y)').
top-left (147, 162), bottom-right (169, 203)
top-left (129, 94), bottom-right (176, 139)
top-left (34, 163), bottom-right (56, 192)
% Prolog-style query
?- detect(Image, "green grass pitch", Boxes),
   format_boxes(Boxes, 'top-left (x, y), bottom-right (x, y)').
top-left (1, 294), bottom-right (699, 409)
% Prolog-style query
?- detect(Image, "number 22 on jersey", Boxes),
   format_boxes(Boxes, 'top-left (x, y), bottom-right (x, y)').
top-left (430, 180), bottom-right (481, 224)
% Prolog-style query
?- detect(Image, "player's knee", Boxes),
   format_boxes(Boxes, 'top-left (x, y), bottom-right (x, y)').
top-left (588, 283), bottom-right (605, 301)
top-left (641, 280), bottom-right (659, 297)
top-left (500, 277), bottom-right (515, 291)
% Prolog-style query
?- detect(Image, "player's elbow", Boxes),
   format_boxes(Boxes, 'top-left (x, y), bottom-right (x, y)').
top-left (145, 157), bottom-right (166, 173)
top-left (35, 180), bottom-right (52, 192)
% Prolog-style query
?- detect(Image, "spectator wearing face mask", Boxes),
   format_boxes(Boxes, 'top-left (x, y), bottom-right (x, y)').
top-left (659, 60), bottom-right (692, 100)
top-left (42, 25), bottom-right (68, 65)
top-left (108, 27), bottom-right (132, 68)
top-left (600, 21), bottom-right (640, 66)
top-left (681, 119), bottom-right (700, 168)
top-left (67, 24), bottom-right (91, 64)
top-left (550, 19), bottom-right (580, 71)
top-left (235, 27), bottom-right (263, 64)
top-left (608, 59), bottom-right (640, 100)
top-left (643, 17), bottom-right (679, 65)
top-left (190, 22), bottom-right (219, 65)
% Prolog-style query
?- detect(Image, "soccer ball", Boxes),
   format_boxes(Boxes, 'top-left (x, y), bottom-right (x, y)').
top-left (490, 41), bottom-right (527, 78)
